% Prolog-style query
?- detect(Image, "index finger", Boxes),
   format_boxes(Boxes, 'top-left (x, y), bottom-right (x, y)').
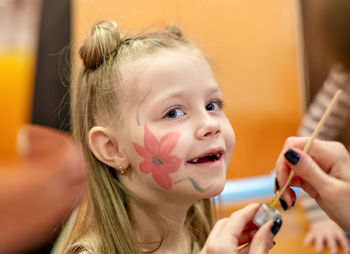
top-left (275, 138), bottom-right (340, 188)
top-left (281, 137), bottom-right (346, 174)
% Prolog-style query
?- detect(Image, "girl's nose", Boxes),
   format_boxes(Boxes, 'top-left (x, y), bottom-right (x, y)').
top-left (196, 118), bottom-right (221, 140)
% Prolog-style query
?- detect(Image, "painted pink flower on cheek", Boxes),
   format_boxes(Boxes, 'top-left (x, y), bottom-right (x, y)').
top-left (132, 125), bottom-right (182, 190)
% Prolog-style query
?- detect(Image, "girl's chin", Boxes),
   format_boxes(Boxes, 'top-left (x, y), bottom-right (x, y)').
top-left (212, 183), bottom-right (225, 196)
top-left (166, 176), bottom-right (226, 200)
top-left (197, 182), bottom-right (225, 199)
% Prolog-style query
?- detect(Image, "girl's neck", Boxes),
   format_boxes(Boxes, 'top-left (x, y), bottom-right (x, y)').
top-left (130, 201), bottom-right (193, 254)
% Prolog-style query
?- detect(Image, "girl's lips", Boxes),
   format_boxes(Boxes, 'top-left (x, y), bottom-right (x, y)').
top-left (186, 148), bottom-right (224, 165)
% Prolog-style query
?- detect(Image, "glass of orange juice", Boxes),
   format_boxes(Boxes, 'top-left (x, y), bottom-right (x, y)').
top-left (0, 0), bottom-right (41, 161)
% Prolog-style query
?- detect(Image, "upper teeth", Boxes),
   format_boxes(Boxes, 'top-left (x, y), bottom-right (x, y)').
top-left (189, 153), bottom-right (221, 163)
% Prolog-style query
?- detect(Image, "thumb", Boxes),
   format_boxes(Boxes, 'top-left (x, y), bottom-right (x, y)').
top-left (248, 220), bottom-right (275, 254)
top-left (284, 148), bottom-right (332, 196)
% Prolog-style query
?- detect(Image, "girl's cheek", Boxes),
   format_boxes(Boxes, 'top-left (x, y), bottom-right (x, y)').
top-left (224, 123), bottom-right (235, 150)
top-left (132, 125), bottom-right (182, 190)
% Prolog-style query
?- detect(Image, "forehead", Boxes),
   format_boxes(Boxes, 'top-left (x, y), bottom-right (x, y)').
top-left (120, 48), bottom-right (217, 102)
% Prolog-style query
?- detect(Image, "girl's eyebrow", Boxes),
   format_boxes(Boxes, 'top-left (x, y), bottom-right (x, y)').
top-left (207, 85), bottom-right (222, 94)
top-left (142, 84), bottom-right (222, 112)
top-left (149, 89), bottom-right (185, 106)
top-left (155, 85), bottom-right (221, 104)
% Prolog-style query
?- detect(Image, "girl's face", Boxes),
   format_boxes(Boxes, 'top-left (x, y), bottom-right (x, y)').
top-left (113, 48), bottom-right (235, 205)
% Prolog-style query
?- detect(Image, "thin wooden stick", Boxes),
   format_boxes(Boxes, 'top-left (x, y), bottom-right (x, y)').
top-left (269, 89), bottom-right (342, 208)
top-left (237, 242), bottom-right (249, 251)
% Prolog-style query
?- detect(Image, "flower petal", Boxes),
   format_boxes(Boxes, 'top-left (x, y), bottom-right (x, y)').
top-left (158, 131), bottom-right (180, 157)
top-left (133, 142), bottom-right (152, 160)
top-left (139, 160), bottom-right (153, 174)
top-left (161, 156), bottom-right (182, 173)
top-left (144, 125), bottom-right (160, 155)
top-left (152, 169), bottom-right (173, 190)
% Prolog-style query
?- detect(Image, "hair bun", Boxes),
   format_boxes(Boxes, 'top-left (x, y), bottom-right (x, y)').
top-left (164, 25), bottom-right (182, 38)
top-left (80, 20), bottom-right (121, 70)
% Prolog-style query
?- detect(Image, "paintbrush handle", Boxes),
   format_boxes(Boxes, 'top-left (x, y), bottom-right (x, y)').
top-left (270, 89), bottom-right (342, 208)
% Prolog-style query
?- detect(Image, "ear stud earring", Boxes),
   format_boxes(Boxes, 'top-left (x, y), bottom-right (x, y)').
top-left (118, 166), bottom-right (127, 175)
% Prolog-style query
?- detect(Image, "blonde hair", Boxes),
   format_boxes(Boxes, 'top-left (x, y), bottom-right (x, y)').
top-left (59, 20), bottom-right (214, 254)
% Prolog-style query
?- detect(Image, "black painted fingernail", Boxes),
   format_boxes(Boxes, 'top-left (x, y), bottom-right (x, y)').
top-left (284, 149), bottom-right (300, 165)
top-left (272, 241), bottom-right (276, 246)
top-left (275, 177), bottom-right (280, 191)
top-left (292, 201), bottom-right (295, 207)
top-left (271, 218), bottom-right (283, 235)
top-left (279, 198), bottom-right (288, 211)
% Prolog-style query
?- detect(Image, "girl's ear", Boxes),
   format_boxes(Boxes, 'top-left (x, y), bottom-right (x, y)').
top-left (88, 126), bottom-right (129, 170)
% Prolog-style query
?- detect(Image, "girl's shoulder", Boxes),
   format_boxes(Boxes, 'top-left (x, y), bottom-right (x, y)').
top-left (71, 247), bottom-right (94, 254)
top-left (51, 209), bottom-right (100, 254)
top-left (65, 246), bottom-right (93, 254)
top-left (67, 230), bottom-right (100, 254)
top-left (192, 241), bottom-right (201, 254)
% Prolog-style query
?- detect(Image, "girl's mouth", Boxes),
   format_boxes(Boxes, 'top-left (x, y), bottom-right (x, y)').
top-left (187, 152), bottom-right (222, 164)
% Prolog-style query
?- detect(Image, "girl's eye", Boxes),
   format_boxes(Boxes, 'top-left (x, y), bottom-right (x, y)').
top-left (165, 108), bottom-right (185, 119)
top-left (206, 100), bottom-right (223, 111)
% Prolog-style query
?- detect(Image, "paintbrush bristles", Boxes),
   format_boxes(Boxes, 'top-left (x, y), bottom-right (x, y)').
top-left (269, 89), bottom-right (342, 208)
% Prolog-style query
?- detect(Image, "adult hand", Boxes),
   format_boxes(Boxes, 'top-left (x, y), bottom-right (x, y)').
top-left (200, 203), bottom-right (282, 254)
top-left (274, 137), bottom-right (350, 232)
top-left (0, 124), bottom-right (86, 254)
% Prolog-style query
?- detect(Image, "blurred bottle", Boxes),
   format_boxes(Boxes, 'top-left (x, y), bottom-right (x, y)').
top-left (0, 0), bottom-right (41, 161)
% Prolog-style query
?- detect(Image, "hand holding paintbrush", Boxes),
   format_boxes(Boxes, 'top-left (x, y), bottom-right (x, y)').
top-left (270, 89), bottom-right (343, 209)
top-left (237, 89), bottom-right (343, 251)
top-left (273, 90), bottom-right (350, 232)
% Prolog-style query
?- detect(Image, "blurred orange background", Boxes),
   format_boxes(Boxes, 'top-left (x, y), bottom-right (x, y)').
top-left (0, 0), bottom-right (303, 178)
top-left (72, 0), bottom-right (303, 179)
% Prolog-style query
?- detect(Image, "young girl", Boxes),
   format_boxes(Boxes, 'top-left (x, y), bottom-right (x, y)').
top-left (55, 20), bottom-right (280, 254)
